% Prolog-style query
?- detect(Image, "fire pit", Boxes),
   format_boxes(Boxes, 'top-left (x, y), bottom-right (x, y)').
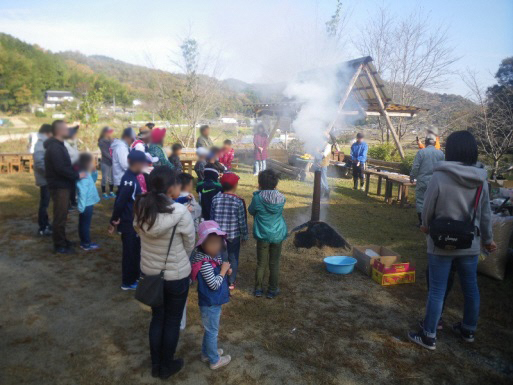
top-left (292, 170), bottom-right (351, 249)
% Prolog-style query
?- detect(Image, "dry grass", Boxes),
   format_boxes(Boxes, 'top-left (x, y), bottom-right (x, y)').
top-left (0, 169), bottom-right (512, 385)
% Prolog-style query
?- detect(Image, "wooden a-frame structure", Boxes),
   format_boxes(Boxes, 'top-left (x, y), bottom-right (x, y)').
top-left (246, 56), bottom-right (427, 159)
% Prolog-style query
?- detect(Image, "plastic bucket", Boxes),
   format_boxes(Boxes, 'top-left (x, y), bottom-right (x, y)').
top-left (323, 256), bottom-right (357, 275)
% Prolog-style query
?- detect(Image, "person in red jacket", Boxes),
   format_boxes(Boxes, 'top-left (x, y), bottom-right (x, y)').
top-left (219, 139), bottom-right (235, 170)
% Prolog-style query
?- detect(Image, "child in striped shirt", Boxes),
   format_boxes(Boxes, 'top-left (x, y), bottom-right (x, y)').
top-left (211, 172), bottom-right (248, 290)
top-left (190, 221), bottom-right (232, 370)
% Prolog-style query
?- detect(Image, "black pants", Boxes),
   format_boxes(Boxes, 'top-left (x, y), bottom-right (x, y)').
top-left (149, 277), bottom-right (189, 373)
top-left (38, 185), bottom-right (51, 231)
top-left (121, 230), bottom-right (141, 286)
top-left (352, 163), bottom-right (365, 188)
top-left (426, 262), bottom-right (456, 316)
top-left (50, 188), bottom-right (70, 249)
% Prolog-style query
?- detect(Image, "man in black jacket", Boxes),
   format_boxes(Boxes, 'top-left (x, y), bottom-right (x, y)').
top-left (44, 120), bottom-right (85, 253)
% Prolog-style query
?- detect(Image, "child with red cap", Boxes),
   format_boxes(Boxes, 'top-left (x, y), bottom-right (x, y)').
top-left (148, 127), bottom-right (174, 169)
top-left (211, 172), bottom-right (248, 290)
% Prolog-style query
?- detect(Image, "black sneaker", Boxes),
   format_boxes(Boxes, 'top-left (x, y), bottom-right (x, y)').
top-left (408, 330), bottom-right (436, 350)
top-left (159, 358), bottom-right (184, 379)
top-left (419, 318), bottom-right (444, 331)
top-left (452, 322), bottom-right (475, 342)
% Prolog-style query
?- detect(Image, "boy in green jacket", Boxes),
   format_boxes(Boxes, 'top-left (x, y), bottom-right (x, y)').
top-left (248, 169), bottom-right (287, 299)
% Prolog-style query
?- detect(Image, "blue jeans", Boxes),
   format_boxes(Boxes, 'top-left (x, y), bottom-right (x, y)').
top-left (78, 205), bottom-right (93, 246)
top-left (254, 160), bottom-right (266, 174)
top-left (227, 237), bottom-right (241, 285)
top-left (423, 254), bottom-right (480, 338)
top-left (200, 305), bottom-right (222, 364)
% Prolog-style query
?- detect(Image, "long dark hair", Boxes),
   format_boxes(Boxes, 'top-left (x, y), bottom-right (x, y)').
top-left (98, 126), bottom-right (110, 142)
top-left (134, 166), bottom-right (177, 231)
top-left (446, 130), bottom-right (478, 165)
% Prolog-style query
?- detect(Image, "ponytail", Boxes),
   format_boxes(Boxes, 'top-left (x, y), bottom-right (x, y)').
top-left (134, 166), bottom-right (177, 231)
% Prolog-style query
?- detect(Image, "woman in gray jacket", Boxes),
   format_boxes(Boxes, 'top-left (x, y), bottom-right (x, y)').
top-left (134, 166), bottom-right (195, 379)
top-left (409, 131), bottom-right (496, 351)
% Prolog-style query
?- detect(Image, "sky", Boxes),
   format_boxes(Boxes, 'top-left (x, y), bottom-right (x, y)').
top-left (1, 0), bottom-right (512, 96)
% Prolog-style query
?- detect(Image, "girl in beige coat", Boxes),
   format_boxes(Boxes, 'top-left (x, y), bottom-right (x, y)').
top-left (134, 166), bottom-right (195, 379)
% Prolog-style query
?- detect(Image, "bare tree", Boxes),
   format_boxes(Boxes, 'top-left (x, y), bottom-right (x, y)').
top-left (144, 33), bottom-right (224, 147)
top-left (354, 6), bottom-right (459, 141)
top-left (463, 70), bottom-right (513, 178)
top-left (170, 34), bottom-right (224, 147)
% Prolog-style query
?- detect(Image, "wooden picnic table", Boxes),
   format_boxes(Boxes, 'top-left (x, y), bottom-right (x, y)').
top-left (385, 175), bottom-right (416, 207)
top-left (181, 159), bottom-right (194, 174)
top-left (364, 169), bottom-right (390, 196)
top-left (0, 153), bottom-right (33, 174)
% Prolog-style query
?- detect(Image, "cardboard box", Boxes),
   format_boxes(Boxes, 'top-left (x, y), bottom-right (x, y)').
top-left (352, 245), bottom-right (401, 276)
top-left (371, 258), bottom-right (416, 286)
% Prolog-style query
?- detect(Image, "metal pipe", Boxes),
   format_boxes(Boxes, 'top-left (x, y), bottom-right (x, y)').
top-left (311, 170), bottom-right (321, 222)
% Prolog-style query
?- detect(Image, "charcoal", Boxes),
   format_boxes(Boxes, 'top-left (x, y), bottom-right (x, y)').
top-left (293, 221), bottom-right (351, 250)
top-left (294, 230), bottom-right (317, 248)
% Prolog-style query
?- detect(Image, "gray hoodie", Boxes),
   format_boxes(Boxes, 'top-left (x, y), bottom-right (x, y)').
top-left (422, 161), bottom-right (493, 256)
top-left (33, 133), bottom-right (49, 186)
top-left (111, 138), bottom-right (130, 186)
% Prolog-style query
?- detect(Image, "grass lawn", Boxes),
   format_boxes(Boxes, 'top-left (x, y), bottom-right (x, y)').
top-left (0, 167), bottom-right (512, 385)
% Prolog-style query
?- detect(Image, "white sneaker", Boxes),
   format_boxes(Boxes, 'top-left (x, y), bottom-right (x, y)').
top-left (210, 355), bottom-right (231, 370)
top-left (201, 349), bottom-right (223, 363)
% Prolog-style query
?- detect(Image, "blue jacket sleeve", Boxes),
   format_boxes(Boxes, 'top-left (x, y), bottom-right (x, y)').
top-left (359, 143), bottom-right (368, 163)
top-left (76, 180), bottom-right (87, 213)
top-left (350, 143), bottom-right (356, 160)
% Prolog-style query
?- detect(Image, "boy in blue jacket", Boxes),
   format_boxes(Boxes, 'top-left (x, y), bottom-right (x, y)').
top-left (109, 150), bottom-right (146, 290)
top-left (76, 153), bottom-right (101, 250)
top-left (350, 133), bottom-right (368, 191)
top-left (191, 221), bottom-right (232, 370)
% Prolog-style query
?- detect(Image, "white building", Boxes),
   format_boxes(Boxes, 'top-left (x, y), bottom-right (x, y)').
top-left (43, 90), bottom-right (74, 108)
top-left (218, 117), bottom-right (238, 125)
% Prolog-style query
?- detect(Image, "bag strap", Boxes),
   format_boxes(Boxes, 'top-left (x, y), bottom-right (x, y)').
top-left (471, 184), bottom-right (484, 225)
top-left (161, 225), bottom-right (178, 274)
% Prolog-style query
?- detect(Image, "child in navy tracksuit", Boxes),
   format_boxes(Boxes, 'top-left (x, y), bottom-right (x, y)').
top-left (190, 221), bottom-right (231, 370)
top-left (109, 150), bottom-right (146, 290)
top-left (196, 167), bottom-right (223, 221)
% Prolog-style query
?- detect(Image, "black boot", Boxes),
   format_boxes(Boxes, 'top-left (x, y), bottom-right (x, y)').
top-left (417, 213), bottom-right (422, 227)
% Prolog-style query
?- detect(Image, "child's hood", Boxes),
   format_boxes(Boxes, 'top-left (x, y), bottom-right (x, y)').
top-left (111, 138), bottom-right (127, 151)
top-left (255, 190), bottom-right (285, 213)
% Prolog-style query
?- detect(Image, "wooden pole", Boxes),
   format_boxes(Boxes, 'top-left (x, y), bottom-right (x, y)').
top-left (326, 63), bottom-right (363, 134)
top-left (363, 65), bottom-right (405, 159)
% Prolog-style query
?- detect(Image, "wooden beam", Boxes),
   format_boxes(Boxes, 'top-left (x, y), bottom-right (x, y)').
top-left (267, 116), bottom-right (282, 143)
top-left (326, 63), bottom-right (363, 134)
top-left (363, 65), bottom-right (405, 159)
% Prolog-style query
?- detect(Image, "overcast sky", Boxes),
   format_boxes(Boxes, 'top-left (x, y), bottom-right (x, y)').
top-left (1, 0), bottom-right (512, 96)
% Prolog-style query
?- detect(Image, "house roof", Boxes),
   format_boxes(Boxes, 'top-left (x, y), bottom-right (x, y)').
top-left (45, 90), bottom-right (74, 97)
top-left (245, 56), bottom-right (427, 117)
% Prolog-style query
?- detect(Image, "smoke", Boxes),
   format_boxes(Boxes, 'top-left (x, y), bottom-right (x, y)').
top-left (283, 62), bottom-right (364, 153)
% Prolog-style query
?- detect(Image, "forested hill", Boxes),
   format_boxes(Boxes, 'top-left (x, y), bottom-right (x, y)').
top-left (0, 33), bottom-right (133, 112)
top-left (0, 32), bottom-right (474, 122)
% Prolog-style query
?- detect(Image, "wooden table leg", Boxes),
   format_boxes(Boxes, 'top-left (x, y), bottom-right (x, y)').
top-left (397, 184), bottom-right (403, 204)
top-left (377, 175), bottom-right (383, 196)
top-left (384, 180), bottom-right (390, 203)
top-left (365, 173), bottom-right (370, 195)
top-left (401, 186), bottom-right (409, 207)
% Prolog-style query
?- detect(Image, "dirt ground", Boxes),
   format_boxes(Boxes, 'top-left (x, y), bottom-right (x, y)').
top-left (1, 168), bottom-right (512, 385)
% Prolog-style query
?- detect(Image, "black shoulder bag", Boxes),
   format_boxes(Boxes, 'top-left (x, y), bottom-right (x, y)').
top-left (429, 185), bottom-right (483, 250)
top-left (135, 225), bottom-right (177, 307)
